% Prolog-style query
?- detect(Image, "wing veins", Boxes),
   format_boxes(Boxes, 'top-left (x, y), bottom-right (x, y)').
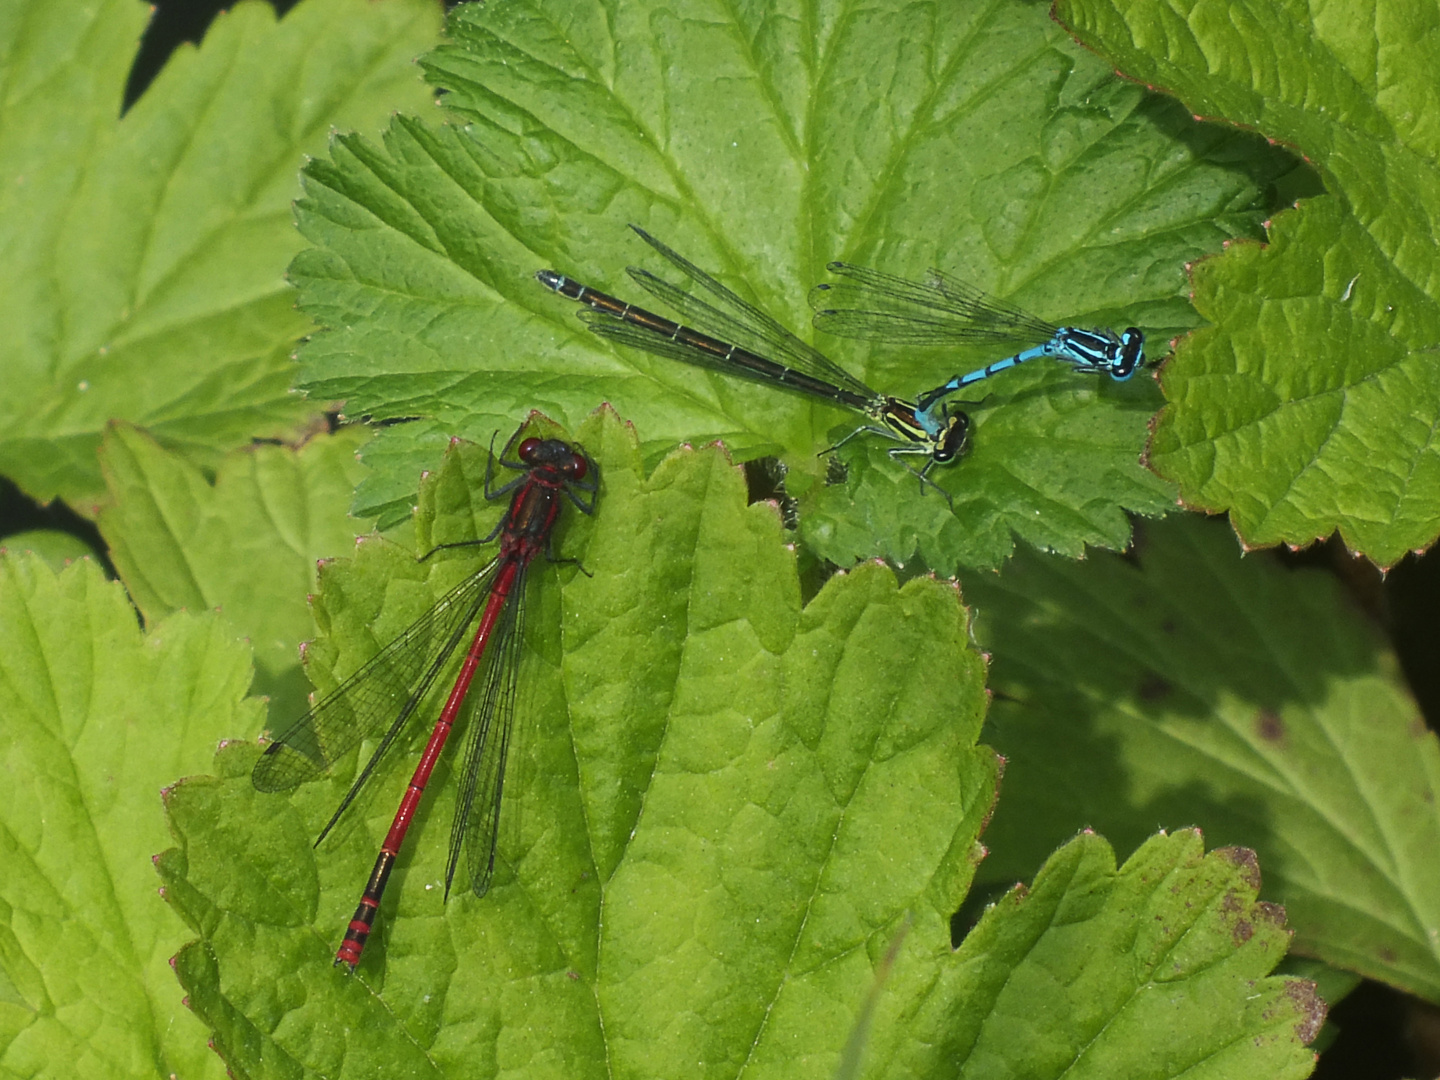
top-left (629, 227), bottom-right (878, 399)
top-left (447, 567), bottom-right (529, 898)
top-left (811, 262), bottom-right (1059, 346)
top-left (252, 558), bottom-right (501, 800)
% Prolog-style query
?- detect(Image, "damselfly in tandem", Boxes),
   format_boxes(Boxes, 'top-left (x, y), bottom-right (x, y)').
top-left (810, 262), bottom-right (1145, 433)
top-left (252, 427), bottom-right (598, 969)
top-left (535, 227), bottom-right (970, 502)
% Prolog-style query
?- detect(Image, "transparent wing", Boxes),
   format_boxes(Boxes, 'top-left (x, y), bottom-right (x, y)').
top-left (810, 261), bottom-right (1059, 346)
top-left (252, 559), bottom-right (500, 800)
top-left (447, 564), bottom-right (529, 898)
top-left (627, 227), bottom-right (879, 401)
top-left (577, 309), bottom-right (780, 381)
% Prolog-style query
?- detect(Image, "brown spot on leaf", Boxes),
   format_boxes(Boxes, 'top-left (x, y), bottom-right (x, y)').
top-left (1256, 709), bottom-right (1286, 742)
top-left (1218, 846), bottom-right (1263, 891)
top-left (1137, 674), bottom-right (1173, 702)
top-left (1285, 980), bottom-right (1327, 1044)
top-left (1254, 901), bottom-right (1286, 927)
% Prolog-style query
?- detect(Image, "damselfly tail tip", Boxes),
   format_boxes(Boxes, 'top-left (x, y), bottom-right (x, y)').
top-left (335, 933), bottom-right (366, 970)
top-left (535, 269), bottom-right (563, 291)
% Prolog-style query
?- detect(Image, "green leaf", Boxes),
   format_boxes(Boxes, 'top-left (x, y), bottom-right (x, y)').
top-left (0, 0), bottom-right (442, 508)
top-left (0, 553), bottom-right (263, 1080)
top-left (1058, 0), bottom-right (1440, 566)
top-left (155, 412), bottom-right (1322, 1077)
top-left (962, 513), bottom-right (1440, 1002)
top-left (833, 921), bottom-right (908, 1080)
top-left (0, 529), bottom-right (100, 570)
top-left (161, 409), bottom-right (1007, 1077)
top-left (96, 422), bottom-right (370, 723)
top-left (289, 0), bottom-right (1304, 569)
top-left (933, 831), bottom-right (1323, 1080)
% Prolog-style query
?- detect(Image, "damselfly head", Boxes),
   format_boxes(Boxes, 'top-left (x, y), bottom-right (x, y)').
top-left (517, 436), bottom-right (591, 481)
top-left (1116, 328), bottom-right (1145, 379)
top-left (932, 410), bottom-right (971, 464)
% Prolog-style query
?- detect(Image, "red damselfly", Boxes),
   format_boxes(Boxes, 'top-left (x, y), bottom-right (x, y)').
top-left (252, 429), bottom-right (598, 968)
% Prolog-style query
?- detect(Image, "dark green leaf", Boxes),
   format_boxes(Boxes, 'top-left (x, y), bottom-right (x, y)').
top-left (964, 513), bottom-right (1440, 1002)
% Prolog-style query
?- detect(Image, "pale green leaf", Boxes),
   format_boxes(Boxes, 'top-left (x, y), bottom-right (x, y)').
top-left (156, 413), bottom-right (1319, 1078)
top-left (0, 529), bottom-right (99, 570)
top-left (0, 554), bottom-right (262, 1080)
top-left (161, 410), bottom-right (999, 1078)
top-left (928, 831), bottom-right (1323, 1080)
top-left (96, 423), bottom-right (370, 722)
top-left (0, 0), bottom-right (442, 506)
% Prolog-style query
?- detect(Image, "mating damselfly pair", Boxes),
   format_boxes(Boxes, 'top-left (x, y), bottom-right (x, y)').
top-left (537, 227), bottom-right (1146, 502)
